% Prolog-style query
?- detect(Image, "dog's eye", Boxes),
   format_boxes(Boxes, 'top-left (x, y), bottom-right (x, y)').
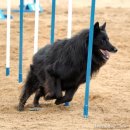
top-left (102, 39), bottom-right (106, 43)
top-left (102, 39), bottom-right (108, 45)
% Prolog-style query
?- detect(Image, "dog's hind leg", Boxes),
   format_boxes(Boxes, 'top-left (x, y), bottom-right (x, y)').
top-left (18, 70), bottom-right (40, 111)
top-left (55, 87), bottom-right (78, 105)
top-left (44, 72), bottom-right (56, 100)
top-left (33, 87), bottom-right (45, 107)
top-left (18, 88), bottom-right (33, 111)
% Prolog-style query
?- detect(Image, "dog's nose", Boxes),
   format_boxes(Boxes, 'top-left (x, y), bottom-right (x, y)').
top-left (113, 47), bottom-right (118, 53)
top-left (111, 47), bottom-right (118, 53)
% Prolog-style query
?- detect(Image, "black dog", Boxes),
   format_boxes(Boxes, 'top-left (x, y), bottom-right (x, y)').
top-left (18, 22), bottom-right (117, 111)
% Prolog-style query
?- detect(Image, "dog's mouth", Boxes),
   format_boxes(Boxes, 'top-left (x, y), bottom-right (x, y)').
top-left (100, 49), bottom-right (110, 60)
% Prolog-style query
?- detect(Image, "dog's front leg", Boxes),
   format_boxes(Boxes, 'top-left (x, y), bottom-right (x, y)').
top-left (55, 79), bottom-right (63, 99)
top-left (55, 87), bottom-right (78, 105)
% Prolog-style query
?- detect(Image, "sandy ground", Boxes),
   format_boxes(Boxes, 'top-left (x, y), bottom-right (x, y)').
top-left (0, 1), bottom-right (130, 130)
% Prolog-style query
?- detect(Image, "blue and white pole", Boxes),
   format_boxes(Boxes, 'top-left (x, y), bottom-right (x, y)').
top-left (6, 0), bottom-right (11, 76)
top-left (34, 0), bottom-right (39, 54)
top-left (64, 0), bottom-right (73, 107)
top-left (83, 0), bottom-right (96, 118)
top-left (18, 0), bottom-right (24, 83)
top-left (50, 0), bottom-right (56, 44)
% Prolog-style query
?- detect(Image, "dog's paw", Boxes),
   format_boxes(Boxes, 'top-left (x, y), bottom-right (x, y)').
top-left (55, 100), bottom-right (60, 105)
top-left (17, 105), bottom-right (24, 111)
top-left (33, 103), bottom-right (41, 108)
top-left (55, 98), bottom-right (63, 105)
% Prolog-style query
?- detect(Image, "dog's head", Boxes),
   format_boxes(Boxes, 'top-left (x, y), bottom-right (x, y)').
top-left (93, 22), bottom-right (117, 61)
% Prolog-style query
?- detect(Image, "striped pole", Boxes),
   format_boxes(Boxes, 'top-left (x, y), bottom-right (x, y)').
top-left (64, 0), bottom-right (73, 107)
top-left (19, 0), bottom-right (24, 83)
top-left (34, 0), bottom-right (39, 54)
top-left (83, 0), bottom-right (96, 118)
top-left (50, 0), bottom-right (56, 44)
top-left (6, 0), bottom-right (11, 76)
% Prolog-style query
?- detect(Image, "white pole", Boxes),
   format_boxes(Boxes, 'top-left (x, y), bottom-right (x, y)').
top-left (34, 0), bottom-right (39, 54)
top-left (6, 0), bottom-right (11, 76)
top-left (67, 0), bottom-right (72, 38)
top-left (64, 0), bottom-right (72, 107)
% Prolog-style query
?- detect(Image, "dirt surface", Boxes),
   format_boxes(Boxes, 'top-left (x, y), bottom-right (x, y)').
top-left (0, 1), bottom-right (130, 130)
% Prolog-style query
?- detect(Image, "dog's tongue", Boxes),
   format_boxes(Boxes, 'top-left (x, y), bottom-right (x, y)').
top-left (104, 50), bottom-right (110, 59)
top-left (100, 49), bottom-right (110, 59)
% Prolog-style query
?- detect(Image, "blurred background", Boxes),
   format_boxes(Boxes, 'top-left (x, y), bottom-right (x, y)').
top-left (0, 0), bottom-right (130, 8)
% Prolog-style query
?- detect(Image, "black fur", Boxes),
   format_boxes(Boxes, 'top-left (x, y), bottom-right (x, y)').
top-left (18, 22), bottom-right (117, 111)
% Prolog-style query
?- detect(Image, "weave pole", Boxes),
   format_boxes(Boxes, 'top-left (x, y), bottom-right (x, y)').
top-left (64, 0), bottom-right (73, 107)
top-left (18, 0), bottom-right (24, 83)
top-left (34, 0), bottom-right (39, 54)
top-left (83, 0), bottom-right (96, 118)
top-left (50, 0), bottom-right (56, 44)
top-left (6, 0), bottom-right (11, 76)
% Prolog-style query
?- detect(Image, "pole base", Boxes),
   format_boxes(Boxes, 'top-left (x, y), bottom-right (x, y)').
top-left (0, 10), bottom-right (13, 20)
top-left (6, 67), bottom-right (10, 76)
top-left (11, 4), bottom-right (43, 13)
top-left (25, 4), bottom-right (43, 12)
top-left (64, 102), bottom-right (70, 106)
top-left (18, 73), bottom-right (23, 83)
top-left (83, 105), bottom-right (89, 118)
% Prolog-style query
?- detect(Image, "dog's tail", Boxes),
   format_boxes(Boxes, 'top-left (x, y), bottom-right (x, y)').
top-left (21, 64), bottom-right (39, 96)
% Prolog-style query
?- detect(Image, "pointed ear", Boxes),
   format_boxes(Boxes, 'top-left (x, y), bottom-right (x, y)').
top-left (101, 22), bottom-right (106, 30)
top-left (94, 22), bottom-right (100, 35)
top-left (94, 22), bottom-right (100, 30)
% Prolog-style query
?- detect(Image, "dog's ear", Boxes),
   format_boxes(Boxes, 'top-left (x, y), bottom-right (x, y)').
top-left (100, 22), bottom-right (106, 30)
top-left (94, 22), bottom-right (100, 35)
